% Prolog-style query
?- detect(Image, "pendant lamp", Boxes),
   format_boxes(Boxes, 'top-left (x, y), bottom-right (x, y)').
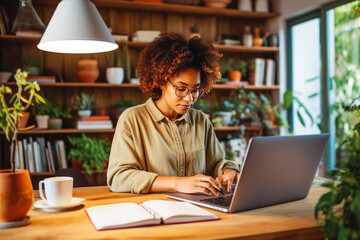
top-left (37, 0), bottom-right (118, 54)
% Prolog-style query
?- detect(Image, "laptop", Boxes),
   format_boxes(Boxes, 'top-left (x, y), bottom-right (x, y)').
top-left (167, 134), bottom-right (329, 213)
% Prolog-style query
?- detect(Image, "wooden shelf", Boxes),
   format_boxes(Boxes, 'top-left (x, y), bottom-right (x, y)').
top-left (0, 36), bottom-right (279, 54)
top-left (0, 128), bottom-right (116, 135)
top-left (33, 0), bottom-right (280, 19)
top-left (3, 82), bottom-right (279, 90)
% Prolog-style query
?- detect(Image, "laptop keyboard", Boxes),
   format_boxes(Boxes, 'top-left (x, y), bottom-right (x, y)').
top-left (200, 195), bottom-right (233, 207)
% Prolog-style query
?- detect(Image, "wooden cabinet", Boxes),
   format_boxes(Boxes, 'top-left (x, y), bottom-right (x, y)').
top-left (0, 0), bottom-right (280, 183)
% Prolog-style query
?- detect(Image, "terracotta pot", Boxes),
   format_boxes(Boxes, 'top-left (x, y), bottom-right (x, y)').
top-left (0, 169), bottom-right (33, 222)
top-left (18, 112), bottom-right (30, 129)
top-left (228, 71), bottom-right (242, 82)
top-left (189, 33), bottom-right (200, 39)
top-left (77, 60), bottom-right (99, 83)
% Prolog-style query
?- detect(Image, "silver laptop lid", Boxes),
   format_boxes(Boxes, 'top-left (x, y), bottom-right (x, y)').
top-left (229, 134), bottom-right (329, 213)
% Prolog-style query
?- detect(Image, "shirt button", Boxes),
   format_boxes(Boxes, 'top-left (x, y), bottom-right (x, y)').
top-left (176, 138), bottom-right (180, 142)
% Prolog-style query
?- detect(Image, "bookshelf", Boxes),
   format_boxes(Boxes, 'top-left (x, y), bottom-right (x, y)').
top-left (0, 0), bottom-right (281, 185)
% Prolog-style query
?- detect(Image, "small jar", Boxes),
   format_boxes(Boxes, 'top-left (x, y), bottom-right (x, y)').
top-left (242, 25), bottom-right (253, 47)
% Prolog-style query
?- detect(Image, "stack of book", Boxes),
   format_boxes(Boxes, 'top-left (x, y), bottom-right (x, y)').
top-left (11, 137), bottom-right (67, 173)
top-left (27, 75), bottom-right (56, 83)
top-left (76, 116), bottom-right (113, 130)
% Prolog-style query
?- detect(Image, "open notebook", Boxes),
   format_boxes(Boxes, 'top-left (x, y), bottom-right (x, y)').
top-left (85, 200), bottom-right (219, 230)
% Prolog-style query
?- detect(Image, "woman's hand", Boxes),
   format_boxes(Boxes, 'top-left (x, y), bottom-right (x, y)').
top-left (174, 174), bottom-right (222, 196)
top-left (216, 169), bottom-right (240, 192)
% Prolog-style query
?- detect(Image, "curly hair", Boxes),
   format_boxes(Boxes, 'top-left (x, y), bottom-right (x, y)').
top-left (137, 32), bottom-right (222, 99)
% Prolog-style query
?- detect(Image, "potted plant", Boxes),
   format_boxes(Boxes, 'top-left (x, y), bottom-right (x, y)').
top-left (221, 58), bottom-right (247, 82)
top-left (31, 100), bottom-right (51, 129)
top-left (211, 100), bottom-right (234, 127)
top-left (111, 99), bottom-right (134, 118)
top-left (189, 24), bottom-right (200, 38)
top-left (22, 54), bottom-right (40, 76)
top-left (71, 92), bottom-right (95, 117)
top-left (193, 99), bottom-right (211, 118)
top-left (315, 97), bottom-right (360, 239)
top-left (67, 133), bottom-right (111, 176)
top-left (105, 41), bottom-right (131, 84)
top-left (47, 100), bottom-right (72, 129)
top-left (0, 69), bottom-right (44, 224)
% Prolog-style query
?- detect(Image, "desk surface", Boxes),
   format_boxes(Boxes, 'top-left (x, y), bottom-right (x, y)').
top-left (1, 184), bottom-right (326, 240)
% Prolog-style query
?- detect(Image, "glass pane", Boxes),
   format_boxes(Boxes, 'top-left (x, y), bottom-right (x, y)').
top-left (327, 1), bottom-right (360, 170)
top-left (291, 18), bottom-right (321, 135)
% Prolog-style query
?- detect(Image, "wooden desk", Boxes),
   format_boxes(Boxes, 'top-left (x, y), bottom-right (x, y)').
top-left (1, 185), bottom-right (326, 239)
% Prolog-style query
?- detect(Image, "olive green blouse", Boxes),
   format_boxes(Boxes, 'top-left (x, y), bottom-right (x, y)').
top-left (107, 98), bottom-right (240, 193)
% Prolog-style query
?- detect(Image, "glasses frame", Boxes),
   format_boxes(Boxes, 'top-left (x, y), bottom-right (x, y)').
top-left (168, 80), bottom-right (204, 98)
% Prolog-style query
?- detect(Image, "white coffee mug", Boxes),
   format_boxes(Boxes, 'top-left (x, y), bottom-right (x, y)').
top-left (39, 177), bottom-right (73, 206)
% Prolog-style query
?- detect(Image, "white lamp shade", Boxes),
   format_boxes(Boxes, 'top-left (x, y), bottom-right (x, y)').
top-left (37, 0), bottom-right (118, 54)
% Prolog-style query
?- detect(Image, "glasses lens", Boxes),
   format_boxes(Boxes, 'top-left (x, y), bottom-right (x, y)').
top-left (176, 87), bottom-right (189, 97)
top-left (192, 88), bottom-right (204, 98)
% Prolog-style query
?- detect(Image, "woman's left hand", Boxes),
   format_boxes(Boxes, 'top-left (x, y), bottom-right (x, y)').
top-left (215, 169), bottom-right (240, 192)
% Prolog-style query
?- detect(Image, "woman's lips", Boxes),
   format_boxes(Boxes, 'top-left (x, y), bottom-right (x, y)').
top-left (179, 104), bottom-right (191, 111)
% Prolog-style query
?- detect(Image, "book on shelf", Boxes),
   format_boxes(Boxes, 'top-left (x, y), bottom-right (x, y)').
top-left (0, 7), bottom-right (6, 35)
top-left (37, 137), bottom-right (49, 172)
top-left (56, 140), bottom-right (67, 169)
top-left (33, 141), bottom-right (42, 172)
top-left (77, 120), bottom-right (113, 130)
top-left (85, 200), bottom-right (219, 231)
top-left (80, 115), bottom-right (110, 121)
top-left (26, 75), bottom-right (56, 83)
top-left (265, 58), bottom-right (276, 86)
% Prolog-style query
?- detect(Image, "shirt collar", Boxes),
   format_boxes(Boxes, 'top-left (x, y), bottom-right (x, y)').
top-left (146, 98), bottom-right (191, 123)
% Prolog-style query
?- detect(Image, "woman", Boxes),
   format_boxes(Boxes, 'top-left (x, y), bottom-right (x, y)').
top-left (107, 33), bottom-right (240, 195)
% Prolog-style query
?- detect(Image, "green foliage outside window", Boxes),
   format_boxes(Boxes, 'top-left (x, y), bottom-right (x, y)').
top-left (315, 97), bottom-right (360, 239)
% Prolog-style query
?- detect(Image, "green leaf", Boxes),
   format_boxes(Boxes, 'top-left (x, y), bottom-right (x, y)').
top-left (283, 90), bottom-right (293, 110)
top-left (308, 93), bottom-right (319, 99)
top-left (297, 110), bottom-right (305, 127)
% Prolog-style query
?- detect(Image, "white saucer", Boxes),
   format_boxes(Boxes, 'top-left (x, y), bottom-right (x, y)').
top-left (34, 197), bottom-right (85, 212)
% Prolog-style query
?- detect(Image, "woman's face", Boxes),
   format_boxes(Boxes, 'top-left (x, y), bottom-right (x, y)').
top-left (157, 68), bottom-right (201, 121)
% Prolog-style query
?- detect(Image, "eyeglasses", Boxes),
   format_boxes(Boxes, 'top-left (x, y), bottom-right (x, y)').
top-left (168, 80), bottom-right (204, 98)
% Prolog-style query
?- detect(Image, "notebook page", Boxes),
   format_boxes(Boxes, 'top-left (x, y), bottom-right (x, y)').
top-left (141, 200), bottom-right (219, 223)
top-left (85, 202), bottom-right (160, 230)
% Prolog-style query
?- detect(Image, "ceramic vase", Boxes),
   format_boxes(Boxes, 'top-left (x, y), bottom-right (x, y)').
top-left (106, 67), bottom-right (124, 84)
top-left (77, 60), bottom-right (99, 83)
top-left (254, 0), bottom-right (269, 12)
top-left (238, 0), bottom-right (252, 11)
top-left (35, 115), bottom-right (49, 129)
top-left (78, 110), bottom-right (92, 117)
top-left (48, 118), bottom-right (62, 129)
top-left (0, 169), bottom-right (33, 223)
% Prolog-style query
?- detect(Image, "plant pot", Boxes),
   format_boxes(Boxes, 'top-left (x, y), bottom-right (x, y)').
top-left (35, 115), bottom-right (49, 129)
top-left (215, 111), bottom-right (233, 126)
top-left (228, 71), bottom-right (242, 82)
top-left (106, 67), bottom-right (124, 84)
top-left (78, 110), bottom-right (92, 117)
top-left (48, 118), bottom-right (62, 129)
top-left (0, 169), bottom-right (33, 223)
top-left (18, 112), bottom-right (30, 129)
top-left (77, 60), bottom-right (99, 83)
top-left (189, 33), bottom-right (200, 38)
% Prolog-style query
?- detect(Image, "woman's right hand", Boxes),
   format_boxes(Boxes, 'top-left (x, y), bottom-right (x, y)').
top-left (174, 174), bottom-right (221, 196)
